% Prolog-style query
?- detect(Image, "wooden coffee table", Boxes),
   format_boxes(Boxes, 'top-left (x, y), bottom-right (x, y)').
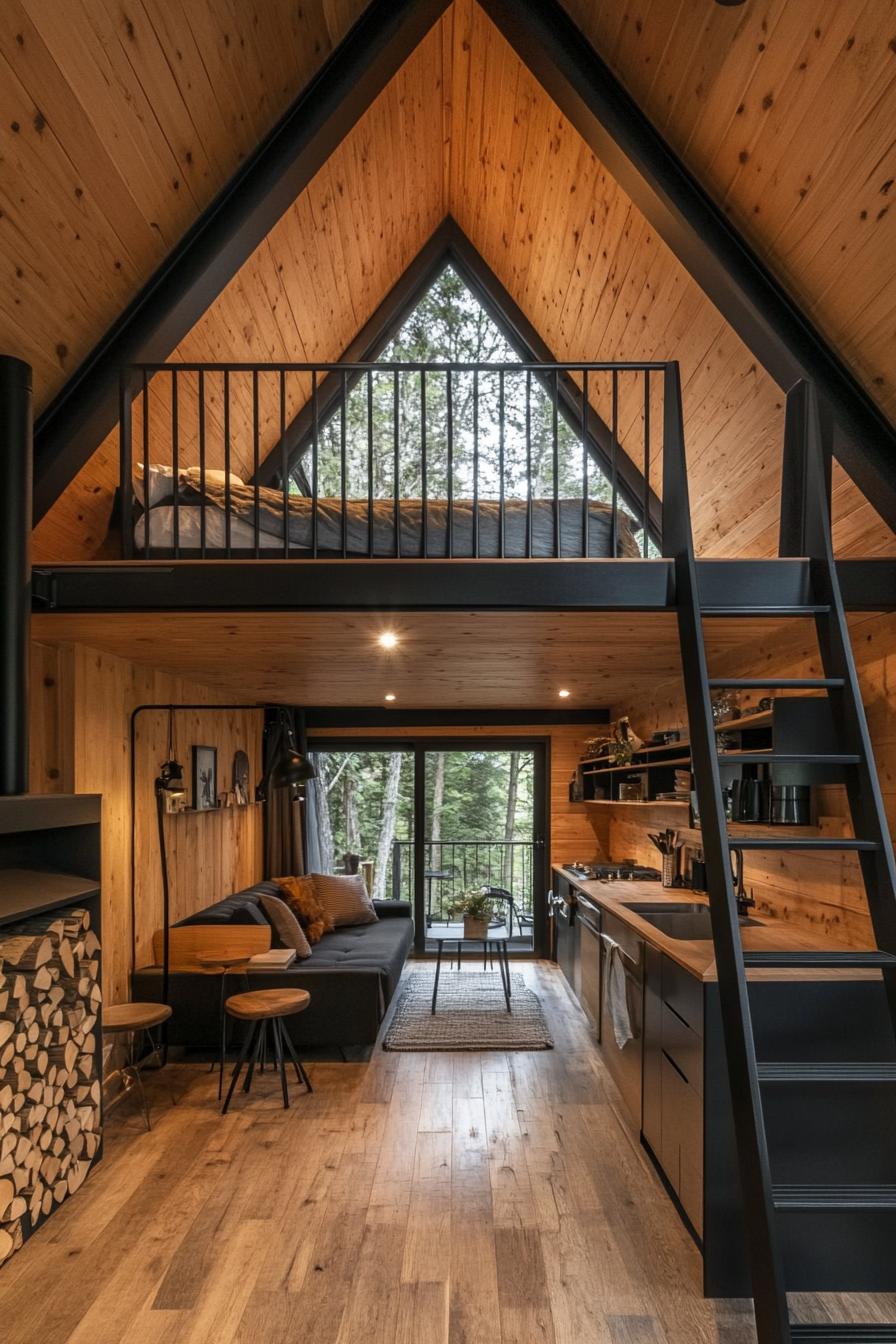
top-left (428, 923), bottom-right (512, 1014)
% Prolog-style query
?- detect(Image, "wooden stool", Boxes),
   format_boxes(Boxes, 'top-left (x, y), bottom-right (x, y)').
top-left (195, 952), bottom-right (251, 1099)
top-left (103, 1002), bottom-right (174, 1131)
top-left (221, 989), bottom-right (312, 1114)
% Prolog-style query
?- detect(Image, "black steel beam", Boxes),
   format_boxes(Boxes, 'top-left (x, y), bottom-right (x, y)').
top-left (32, 0), bottom-right (451, 524)
top-left (305, 706), bottom-right (609, 728)
top-left (479, 0), bottom-right (896, 535)
top-left (254, 215), bottom-right (661, 539)
top-left (31, 557), bottom-right (895, 615)
top-left (0, 356), bottom-right (33, 795)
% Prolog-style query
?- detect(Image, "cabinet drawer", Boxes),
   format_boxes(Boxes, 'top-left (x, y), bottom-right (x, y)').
top-left (662, 956), bottom-right (704, 1036)
top-left (660, 1052), bottom-right (704, 1236)
top-left (661, 1001), bottom-right (703, 1095)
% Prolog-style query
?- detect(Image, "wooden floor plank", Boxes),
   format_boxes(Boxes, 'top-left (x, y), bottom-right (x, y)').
top-left (2, 961), bottom-right (895, 1344)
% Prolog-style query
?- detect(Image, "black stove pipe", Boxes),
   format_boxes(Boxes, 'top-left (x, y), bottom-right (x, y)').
top-left (0, 356), bottom-right (33, 796)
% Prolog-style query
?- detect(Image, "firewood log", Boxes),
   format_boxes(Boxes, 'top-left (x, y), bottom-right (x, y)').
top-left (0, 936), bottom-right (53, 971)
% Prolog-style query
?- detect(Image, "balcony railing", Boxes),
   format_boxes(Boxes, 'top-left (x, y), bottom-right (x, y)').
top-left (390, 839), bottom-right (536, 931)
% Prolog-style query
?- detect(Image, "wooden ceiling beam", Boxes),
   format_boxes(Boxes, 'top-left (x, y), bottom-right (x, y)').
top-left (31, 0), bottom-right (451, 525)
top-left (479, 0), bottom-right (896, 535)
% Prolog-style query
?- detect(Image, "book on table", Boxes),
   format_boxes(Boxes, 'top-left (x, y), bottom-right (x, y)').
top-left (248, 948), bottom-right (296, 968)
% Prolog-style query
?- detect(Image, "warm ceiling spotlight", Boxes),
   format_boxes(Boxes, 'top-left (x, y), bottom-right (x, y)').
top-left (378, 631), bottom-right (398, 649)
top-left (558, 689), bottom-right (571, 699)
top-left (384, 693), bottom-right (397, 702)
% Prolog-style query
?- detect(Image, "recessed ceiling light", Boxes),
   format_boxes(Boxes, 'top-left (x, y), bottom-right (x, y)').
top-left (558, 689), bottom-right (571, 699)
top-left (384, 693), bottom-right (396, 702)
top-left (378, 631), bottom-right (398, 649)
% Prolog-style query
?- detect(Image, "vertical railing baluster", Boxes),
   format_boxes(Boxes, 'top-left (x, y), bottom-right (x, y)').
top-left (498, 369), bottom-right (505, 558)
top-left (341, 369), bottom-right (347, 558)
top-left (198, 368), bottom-right (206, 559)
top-left (223, 370), bottom-right (231, 556)
top-left (473, 369), bottom-right (479, 557)
top-left (446, 369), bottom-right (454, 558)
top-left (280, 368), bottom-right (289, 558)
top-left (643, 368), bottom-right (650, 557)
top-left (140, 369), bottom-right (149, 560)
top-left (611, 369), bottom-right (619, 557)
top-left (421, 369), bottom-right (427, 557)
top-left (581, 368), bottom-right (589, 557)
top-left (367, 369), bottom-right (374, 558)
top-left (526, 369), bottom-right (533, 557)
top-left (252, 369), bottom-right (260, 558)
top-left (394, 370), bottom-right (401, 558)
top-left (119, 368), bottom-right (134, 560)
top-left (171, 369), bottom-right (180, 558)
top-left (311, 370), bottom-right (319, 558)
top-left (553, 368), bottom-right (560, 557)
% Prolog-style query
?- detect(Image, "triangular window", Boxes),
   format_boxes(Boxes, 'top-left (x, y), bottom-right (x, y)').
top-left (291, 263), bottom-right (647, 546)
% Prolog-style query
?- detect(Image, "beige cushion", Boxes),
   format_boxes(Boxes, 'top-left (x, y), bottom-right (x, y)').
top-left (258, 892), bottom-right (312, 958)
top-left (311, 873), bottom-right (378, 927)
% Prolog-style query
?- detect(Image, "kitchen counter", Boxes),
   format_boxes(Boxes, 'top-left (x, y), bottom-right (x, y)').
top-left (553, 866), bottom-right (862, 981)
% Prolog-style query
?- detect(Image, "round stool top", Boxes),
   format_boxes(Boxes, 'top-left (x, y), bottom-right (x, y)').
top-left (104, 1002), bottom-right (173, 1032)
top-left (196, 952), bottom-right (249, 969)
top-left (225, 988), bottom-right (310, 1021)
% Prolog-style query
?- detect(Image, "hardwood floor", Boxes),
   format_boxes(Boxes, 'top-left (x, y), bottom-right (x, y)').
top-left (0, 962), bottom-right (892, 1342)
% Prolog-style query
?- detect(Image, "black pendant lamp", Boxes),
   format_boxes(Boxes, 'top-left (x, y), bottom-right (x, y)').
top-left (256, 709), bottom-right (316, 801)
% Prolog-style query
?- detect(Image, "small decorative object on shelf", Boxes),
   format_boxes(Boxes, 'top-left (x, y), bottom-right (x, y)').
top-left (711, 688), bottom-right (741, 725)
top-left (232, 750), bottom-right (250, 806)
top-left (192, 745), bottom-right (218, 811)
top-left (582, 716), bottom-right (645, 767)
top-left (447, 888), bottom-right (495, 940)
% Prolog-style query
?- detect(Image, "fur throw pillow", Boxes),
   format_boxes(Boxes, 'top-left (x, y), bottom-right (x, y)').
top-left (274, 874), bottom-right (334, 944)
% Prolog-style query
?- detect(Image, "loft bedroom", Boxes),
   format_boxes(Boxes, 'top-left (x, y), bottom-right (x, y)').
top-left (2, 3), bottom-right (896, 1344)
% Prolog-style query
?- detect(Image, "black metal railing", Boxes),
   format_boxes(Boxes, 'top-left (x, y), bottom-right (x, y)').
top-left (118, 360), bottom-right (671, 560)
top-left (390, 839), bottom-right (536, 929)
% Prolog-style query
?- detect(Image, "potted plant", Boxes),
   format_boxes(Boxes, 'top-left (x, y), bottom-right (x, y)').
top-left (447, 888), bottom-right (495, 940)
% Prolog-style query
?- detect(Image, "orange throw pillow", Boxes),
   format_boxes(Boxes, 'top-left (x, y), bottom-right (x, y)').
top-left (274, 875), bottom-right (334, 944)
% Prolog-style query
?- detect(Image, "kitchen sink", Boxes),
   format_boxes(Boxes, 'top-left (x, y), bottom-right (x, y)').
top-left (621, 901), bottom-right (763, 939)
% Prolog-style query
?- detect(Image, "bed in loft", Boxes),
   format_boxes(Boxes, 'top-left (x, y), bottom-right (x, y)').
top-left (131, 465), bottom-right (642, 558)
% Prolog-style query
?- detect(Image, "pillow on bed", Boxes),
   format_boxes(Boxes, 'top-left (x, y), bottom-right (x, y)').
top-left (183, 466), bottom-right (244, 493)
top-left (310, 872), bottom-right (378, 927)
top-left (274, 875), bottom-right (334, 944)
top-left (134, 463), bottom-right (176, 507)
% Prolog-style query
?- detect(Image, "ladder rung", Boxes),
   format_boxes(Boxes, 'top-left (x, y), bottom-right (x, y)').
top-left (701, 605), bottom-right (830, 617)
top-left (790, 1326), bottom-right (896, 1341)
top-left (743, 951), bottom-right (896, 970)
top-left (727, 838), bottom-right (880, 852)
top-left (758, 1062), bottom-right (896, 1083)
top-left (708, 678), bottom-right (845, 689)
top-left (718, 752), bottom-right (861, 765)
top-left (774, 1184), bottom-right (896, 1209)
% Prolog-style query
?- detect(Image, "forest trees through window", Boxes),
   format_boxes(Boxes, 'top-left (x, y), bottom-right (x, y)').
top-left (291, 264), bottom-right (645, 547)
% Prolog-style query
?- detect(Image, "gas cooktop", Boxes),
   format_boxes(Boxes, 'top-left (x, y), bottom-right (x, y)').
top-left (565, 861), bottom-right (662, 882)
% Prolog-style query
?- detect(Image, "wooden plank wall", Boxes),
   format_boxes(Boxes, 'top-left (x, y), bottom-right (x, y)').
top-left (311, 721), bottom-right (606, 869)
top-left (600, 613), bottom-right (896, 949)
top-left (29, 641), bottom-right (264, 1003)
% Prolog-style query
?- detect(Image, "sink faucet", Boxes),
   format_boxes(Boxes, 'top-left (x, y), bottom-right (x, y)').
top-left (731, 847), bottom-right (756, 919)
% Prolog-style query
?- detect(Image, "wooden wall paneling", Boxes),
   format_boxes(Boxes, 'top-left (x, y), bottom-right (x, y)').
top-left (28, 640), bottom-right (264, 1004)
top-left (559, 0), bottom-right (896, 424)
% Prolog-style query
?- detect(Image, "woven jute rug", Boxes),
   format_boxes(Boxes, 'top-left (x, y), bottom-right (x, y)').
top-left (383, 971), bottom-right (553, 1051)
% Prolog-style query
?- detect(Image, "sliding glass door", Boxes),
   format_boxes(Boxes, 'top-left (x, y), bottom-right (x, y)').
top-left (307, 738), bottom-right (547, 955)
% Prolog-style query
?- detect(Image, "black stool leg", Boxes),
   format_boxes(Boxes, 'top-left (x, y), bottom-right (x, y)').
top-left (431, 938), bottom-right (444, 1014)
top-left (279, 1022), bottom-right (313, 1094)
top-left (243, 1019), bottom-right (265, 1093)
top-left (273, 1018), bottom-right (290, 1109)
top-left (222, 1020), bottom-right (257, 1115)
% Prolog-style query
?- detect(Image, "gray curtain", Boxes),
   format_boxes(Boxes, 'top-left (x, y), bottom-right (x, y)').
top-left (262, 709), bottom-right (306, 878)
top-left (303, 755), bottom-right (324, 873)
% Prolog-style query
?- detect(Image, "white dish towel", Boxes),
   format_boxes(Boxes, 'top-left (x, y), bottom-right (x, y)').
top-left (603, 936), bottom-right (634, 1048)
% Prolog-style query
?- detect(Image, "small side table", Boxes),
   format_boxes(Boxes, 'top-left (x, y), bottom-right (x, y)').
top-left (196, 953), bottom-right (251, 1099)
top-left (103, 1002), bottom-right (174, 1130)
top-left (428, 924), bottom-right (512, 1014)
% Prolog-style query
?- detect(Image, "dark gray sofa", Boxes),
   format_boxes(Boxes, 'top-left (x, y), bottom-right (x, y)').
top-left (131, 880), bottom-right (413, 1050)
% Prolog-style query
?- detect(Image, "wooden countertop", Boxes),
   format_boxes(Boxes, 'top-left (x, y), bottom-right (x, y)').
top-left (553, 867), bottom-right (869, 982)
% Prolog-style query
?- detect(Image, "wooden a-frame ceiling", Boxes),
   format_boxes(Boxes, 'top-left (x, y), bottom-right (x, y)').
top-left (3, 0), bottom-right (893, 562)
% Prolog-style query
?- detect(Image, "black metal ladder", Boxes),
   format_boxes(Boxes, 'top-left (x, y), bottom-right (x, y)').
top-left (662, 369), bottom-right (896, 1344)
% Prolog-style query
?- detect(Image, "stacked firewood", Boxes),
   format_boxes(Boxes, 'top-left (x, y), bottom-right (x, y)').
top-left (0, 907), bottom-right (102, 1267)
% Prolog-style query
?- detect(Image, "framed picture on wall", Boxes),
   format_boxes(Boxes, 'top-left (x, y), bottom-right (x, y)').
top-left (192, 746), bottom-right (217, 810)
